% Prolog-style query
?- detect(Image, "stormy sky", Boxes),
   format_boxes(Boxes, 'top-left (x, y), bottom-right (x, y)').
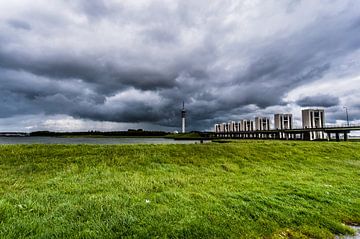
top-left (0, 0), bottom-right (360, 132)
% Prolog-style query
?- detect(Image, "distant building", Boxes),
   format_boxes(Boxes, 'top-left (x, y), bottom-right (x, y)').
top-left (240, 119), bottom-right (255, 131)
top-left (255, 117), bottom-right (270, 131)
top-left (212, 108), bottom-right (355, 141)
top-left (214, 124), bottom-right (220, 133)
top-left (235, 121), bottom-right (241, 132)
top-left (302, 109), bottom-right (326, 140)
top-left (229, 121), bottom-right (236, 132)
top-left (302, 109), bottom-right (325, 128)
top-left (222, 122), bottom-right (227, 132)
top-left (274, 114), bottom-right (293, 130)
top-left (274, 114), bottom-right (293, 139)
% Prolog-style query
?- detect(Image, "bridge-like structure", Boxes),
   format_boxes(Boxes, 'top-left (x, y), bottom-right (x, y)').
top-left (213, 125), bottom-right (360, 141)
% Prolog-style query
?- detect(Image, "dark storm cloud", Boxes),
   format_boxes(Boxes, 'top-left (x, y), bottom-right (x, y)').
top-left (296, 95), bottom-right (340, 107)
top-left (1, 0), bottom-right (360, 131)
top-left (0, 48), bottom-right (177, 93)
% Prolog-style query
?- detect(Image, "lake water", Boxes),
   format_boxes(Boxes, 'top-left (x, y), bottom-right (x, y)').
top-left (0, 137), bottom-right (208, 145)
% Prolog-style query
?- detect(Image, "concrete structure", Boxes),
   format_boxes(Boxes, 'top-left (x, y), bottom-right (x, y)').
top-left (274, 114), bottom-right (293, 139)
top-left (228, 121), bottom-right (235, 132)
top-left (255, 117), bottom-right (270, 139)
top-left (213, 125), bottom-right (358, 141)
top-left (274, 114), bottom-right (293, 130)
top-left (235, 121), bottom-right (241, 132)
top-left (181, 102), bottom-right (186, 133)
top-left (240, 120), bottom-right (255, 131)
top-left (222, 123), bottom-right (228, 133)
top-left (302, 109), bottom-right (326, 140)
top-left (214, 124), bottom-right (220, 133)
top-left (212, 108), bottom-right (359, 141)
top-left (255, 117), bottom-right (270, 131)
top-left (302, 109), bottom-right (325, 128)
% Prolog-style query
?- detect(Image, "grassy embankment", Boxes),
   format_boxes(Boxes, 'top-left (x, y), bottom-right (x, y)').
top-left (0, 141), bottom-right (359, 238)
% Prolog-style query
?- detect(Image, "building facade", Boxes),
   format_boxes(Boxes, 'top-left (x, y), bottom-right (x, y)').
top-left (302, 109), bottom-right (325, 128)
top-left (255, 117), bottom-right (270, 131)
top-left (214, 124), bottom-right (221, 133)
top-left (212, 108), bottom-right (345, 141)
top-left (274, 114), bottom-right (293, 130)
top-left (274, 114), bottom-right (293, 139)
top-left (240, 120), bottom-right (255, 131)
top-left (302, 109), bottom-right (326, 140)
top-left (229, 121), bottom-right (236, 132)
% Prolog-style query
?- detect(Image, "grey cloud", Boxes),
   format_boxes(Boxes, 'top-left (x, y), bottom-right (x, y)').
top-left (0, 49), bottom-right (178, 93)
top-left (1, 0), bottom-right (360, 131)
top-left (75, 0), bottom-right (110, 18)
top-left (322, 106), bottom-right (360, 123)
top-left (7, 19), bottom-right (31, 30)
top-left (142, 28), bottom-right (180, 45)
top-left (296, 95), bottom-right (340, 107)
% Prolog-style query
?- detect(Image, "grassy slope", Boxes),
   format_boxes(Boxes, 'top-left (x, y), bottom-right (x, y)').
top-left (0, 141), bottom-right (359, 238)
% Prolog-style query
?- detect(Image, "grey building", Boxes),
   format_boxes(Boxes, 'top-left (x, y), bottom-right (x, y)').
top-left (255, 117), bottom-right (270, 131)
top-left (213, 109), bottom-right (356, 141)
top-left (222, 123), bottom-right (228, 133)
top-left (274, 114), bottom-right (293, 130)
top-left (302, 109), bottom-right (326, 140)
top-left (214, 124), bottom-right (221, 133)
top-left (229, 121), bottom-right (236, 132)
top-left (235, 121), bottom-right (241, 132)
top-left (302, 109), bottom-right (325, 128)
top-left (240, 119), bottom-right (255, 131)
top-left (219, 123), bottom-right (225, 133)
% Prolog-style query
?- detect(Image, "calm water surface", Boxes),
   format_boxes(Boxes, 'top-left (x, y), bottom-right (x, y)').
top-left (0, 136), bottom-right (208, 145)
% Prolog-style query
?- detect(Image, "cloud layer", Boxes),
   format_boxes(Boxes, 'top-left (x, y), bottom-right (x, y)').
top-left (1, 0), bottom-right (360, 131)
top-left (296, 95), bottom-right (340, 108)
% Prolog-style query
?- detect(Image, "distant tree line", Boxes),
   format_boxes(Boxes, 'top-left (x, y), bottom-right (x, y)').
top-left (29, 129), bottom-right (169, 137)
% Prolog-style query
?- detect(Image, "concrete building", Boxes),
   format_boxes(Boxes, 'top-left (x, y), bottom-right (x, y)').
top-left (240, 120), bottom-right (255, 131)
top-left (255, 117), bottom-right (270, 131)
top-left (222, 122), bottom-right (228, 133)
top-left (235, 121), bottom-right (241, 132)
top-left (274, 114), bottom-right (293, 139)
top-left (212, 108), bottom-right (358, 141)
top-left (302, 109), bottom-right (326, 140)
top-left (274, 114), bottom-right (293, 130)
top-left (214, 124), bottom-right (221, 133)
top-left (302, 109), bottom-right (325, 128)
top-left (219, 123), bottom-right (225, 133)
top-left (229, 121), bottom-right (236, 132)
top-left (181, 102), bottom-right (186, 133)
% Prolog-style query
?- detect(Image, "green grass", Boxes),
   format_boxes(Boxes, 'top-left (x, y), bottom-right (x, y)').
top-left (0, 141), bottom-right (359, 238)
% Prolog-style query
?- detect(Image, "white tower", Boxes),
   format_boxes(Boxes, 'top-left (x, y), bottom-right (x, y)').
top-left (302, 109), bottom-right (326, 140)
top-left (181, 102), bottom-right (186, 133)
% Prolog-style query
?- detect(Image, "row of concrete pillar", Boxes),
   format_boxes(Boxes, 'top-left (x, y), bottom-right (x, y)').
top-left (216, 132), bottom-right (301, 140)
top-left (215, 131), bottom-right (349, 141)
top-left (327, 132), bottom-right (348, 141)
